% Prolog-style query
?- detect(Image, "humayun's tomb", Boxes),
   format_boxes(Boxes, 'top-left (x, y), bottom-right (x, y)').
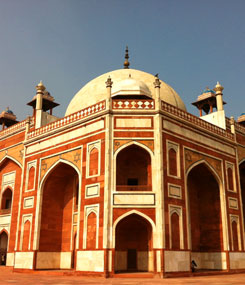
top-left (1, 48), bottom-right (245, 277)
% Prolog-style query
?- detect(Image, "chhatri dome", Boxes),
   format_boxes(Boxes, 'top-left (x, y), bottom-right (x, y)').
top-left (65, 49), bottom-right (186, 116)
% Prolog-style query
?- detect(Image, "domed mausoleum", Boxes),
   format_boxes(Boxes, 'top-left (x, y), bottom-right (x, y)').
top-left (66, 68), bottom-right (186, 116)
top-left (1, 49), bottom-right (245, 278)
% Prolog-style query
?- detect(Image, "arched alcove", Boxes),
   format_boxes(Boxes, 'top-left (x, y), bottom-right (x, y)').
top-left (187, 162), bottom-right (223, 270)
top-left (116, 145), bottom-right (152, 191)
top-left (169, 148), bottom-right (177, 176)
top-left (0, 231), bottom-right (8, 266)
top-left (171, 212), bottom-right (180, 249)
top-left (86, 211), bottom-right (97, 250)
top-left (22, 220), bottom-right (31, 251)
top-left (39, 162), bottom-right (79, 255)
top-left (115, 213), bottom-right (152, 272)
top-left (89, 148), bottom-right (99, 176)
top-left (27, 166), bottom-right (35, 190)
top-left (1, 188), bottom-right (12, 211)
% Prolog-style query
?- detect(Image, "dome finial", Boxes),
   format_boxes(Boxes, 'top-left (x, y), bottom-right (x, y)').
top-left (36, 80), bottom-right (46, 92)
top-left (124, 46), bottom-right (130, 69)
top-left (105, 75), bottom-right (113, 88)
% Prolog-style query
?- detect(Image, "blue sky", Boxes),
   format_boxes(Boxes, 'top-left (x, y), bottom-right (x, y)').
top-left (0, 0), bottom-right (245, 121)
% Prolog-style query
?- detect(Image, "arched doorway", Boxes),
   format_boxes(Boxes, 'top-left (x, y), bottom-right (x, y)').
top-left (39, 162), bottom-right (79, 268)
top-left (187, 163), bottom-right (223, 270)
top-left (116, 145), bottom-right (152, 191)
top-left (115, 214), bottom-right (153, 272)
top-left (0, 231), bottom-right (8, 266)
top-left (239, 161), bottom-right (245, 227)
top-left (1, 188), bottom-right (12, 213)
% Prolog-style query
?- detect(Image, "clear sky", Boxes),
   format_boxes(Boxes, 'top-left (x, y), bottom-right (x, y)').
top-left (0, 0), bottom-right (245, 121)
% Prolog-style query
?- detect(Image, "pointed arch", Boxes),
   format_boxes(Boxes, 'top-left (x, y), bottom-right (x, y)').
top-left (0, 155), bottom-right (22, 169)
top-left (114, 210), bottom-right (154, 272)
top-left (1, 186), bottom-right (13, 196)
top-left (86, 211), bottom-right (97, 250)
top-left (170, 207), bottom-right (181, 217)
top-left (22, 220), bottom-right (31, 251)
top-left (34, 158), bottom-right (81, 252)
top-left (39, 158), bottom-right (80, 189)
top-left (186, 158), bottom-right (228, 254)
top-left (113, 210), bottom-right (156, 248)
top-left (168, 148), bottom-right (177, 176)
top-left (170, 212), bottom-right (180, 249)
top-left (0, 230), bottom-right (8, 263)
top-left (88, 147), bottom-right (99, 176)
top-left (0, 229), bottom-right (9, 236)
top-left (232, 220), bottom-right (239, 251)
top-left (239, 158), bottom-right (245, 166)
top-left (1, 187), bottom-right (13, 210)
top-left (186, 158), bottom-right (228, 269)
top-left (186, 159), bottom-right (222, 186)
top-left (114, 140), bottom-right (154, 159)
top-left (27, 166), bottom-right (35, 190)
top-left (115, 142), bottom-right (153, 191)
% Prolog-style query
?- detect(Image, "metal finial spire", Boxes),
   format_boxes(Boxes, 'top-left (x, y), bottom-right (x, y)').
top-left (124, 46), bottom-right (130, 69)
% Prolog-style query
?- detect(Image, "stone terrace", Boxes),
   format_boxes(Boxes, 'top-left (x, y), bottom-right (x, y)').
top-left (1, 268), bottom-right (245, 285)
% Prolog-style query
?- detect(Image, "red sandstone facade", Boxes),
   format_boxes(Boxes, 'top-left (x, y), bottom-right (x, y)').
top-left (1, 65), bottom-right (245, 277)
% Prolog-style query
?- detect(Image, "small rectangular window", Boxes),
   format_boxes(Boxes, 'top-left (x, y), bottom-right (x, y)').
top-left (127, 178), bottom-right (138, 186)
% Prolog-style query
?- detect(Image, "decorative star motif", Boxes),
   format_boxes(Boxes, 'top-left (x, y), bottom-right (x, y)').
top-left (19, 150), bottom-right (23, 159)
top-left (185, 152), bottom-right (192, 162)
top-left (74, 152), bottom-right (80, 163)
top-left (42, 162), bottom-right (47, 171)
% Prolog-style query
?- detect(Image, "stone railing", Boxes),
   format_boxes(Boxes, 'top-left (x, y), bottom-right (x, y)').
top-left (161, 101), bottom-right (234, 140)
top-left (0, 208), bottom-right (11, 215)
top-left (116, 185), bottom-right (152, 191)
top-left (234, 121), bottom-right (245, 135)
top-left (27, 100), bottom-right (106, 140)
top-left (112, 99), bottom-right (154, 110)
top-left (0, 118), bottom-right (34, 139)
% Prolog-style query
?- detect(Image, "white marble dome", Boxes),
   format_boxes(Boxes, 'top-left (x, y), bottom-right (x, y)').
top-left (65, 69), bottom-right (186, 116)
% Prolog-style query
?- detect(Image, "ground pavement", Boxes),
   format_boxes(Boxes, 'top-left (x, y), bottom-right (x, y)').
top-left (1, 269), bottom-right (245, 285)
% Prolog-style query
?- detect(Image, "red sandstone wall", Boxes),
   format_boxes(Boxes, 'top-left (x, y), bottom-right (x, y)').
top-left (0, 159), bottom-right (22, 252)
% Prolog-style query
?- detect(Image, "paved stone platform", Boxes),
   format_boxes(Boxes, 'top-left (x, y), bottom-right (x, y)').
top-left (1, 268), bottom-right (245, 285)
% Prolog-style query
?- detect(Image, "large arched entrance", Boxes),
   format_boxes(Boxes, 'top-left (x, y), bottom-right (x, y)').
top-left (187, 163), bottom-right (223, 270)
top-left (0, 231), bottom-right (8, 266)
top-left (116, 145), bottom-right (152, 191)
top-left (38, 162), bottom-right (79, 269)
top-left (115, 214), bottom-right (153, 272)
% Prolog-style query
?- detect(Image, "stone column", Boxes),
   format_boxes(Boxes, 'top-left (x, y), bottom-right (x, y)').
top-left (230, 116), bottom-right (235, 134)
top-left (25, 116), bottom-right (31, 139)
top-left (103, 76), bottom-right (113, 277)
top-left (35, 81), bottom-right (45, 129)
top-left (153, 76), bottom-right (165, 276)
top-left (105, 76), bottom-right (113, 110)
top-left (154, 75), bottom-right (161, 111)
top-left (214, 81), bottom-right (224, 111)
